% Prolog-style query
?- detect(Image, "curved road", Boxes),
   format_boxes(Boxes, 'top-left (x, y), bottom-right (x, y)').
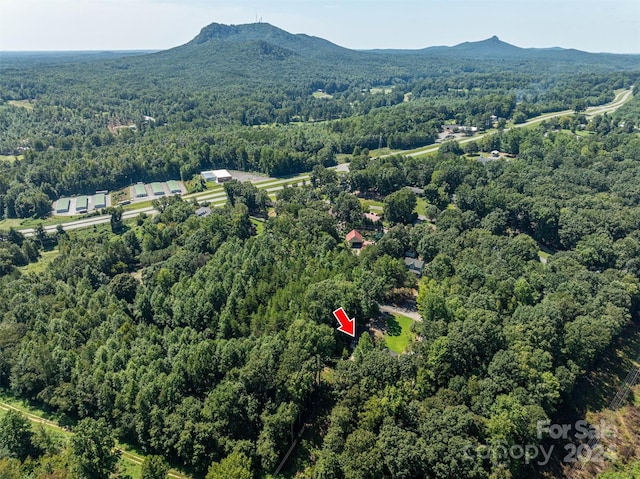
top-left (393, 87), bottom-right (634, 159)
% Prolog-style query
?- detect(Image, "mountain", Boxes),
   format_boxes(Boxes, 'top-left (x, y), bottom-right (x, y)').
top-left (188, 22), bottom-right (351, 59)
top-left (119, 22), bottom-right (408, 90)
top-left (369, 34), bottom-right (634, 64)
top-left (128, 22), bottom-right (636, 86)
top-left (418, 35), bottom-right (525, 57)
top-left (8, 21), bottom-right (635, 97)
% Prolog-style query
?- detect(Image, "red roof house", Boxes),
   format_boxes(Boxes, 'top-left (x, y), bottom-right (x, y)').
top-left (346, 229), bottom-right (364, 248)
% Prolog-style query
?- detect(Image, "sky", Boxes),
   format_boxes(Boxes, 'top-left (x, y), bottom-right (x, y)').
top-left (1, 0), bottom-right (639, 54)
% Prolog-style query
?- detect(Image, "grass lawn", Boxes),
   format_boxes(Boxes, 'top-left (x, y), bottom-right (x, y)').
top-left (370, 87), bottom-right (393, 94)
top-left (250, 217), bottom-right (265, 235)
top-left (0, 154), bottom-right (23, 163)
top-left (19, 249), bottom-right (59, 274)
top-left (415, 197), bottom-right (427, 217)
top-left (312, 91), bottom-right (333, 99)
top-left (256, 176), bottom-right (310, 189)
top-left (384, 313), bottom-right (415, 354)
top-left (359, 198), bottom-right (384, 211)
top-left (0, 215), bottom-right (85, 231)
top-left (8, 99), bottom-right (34, 110)
top-left (121, 199), bottom-right (154, 212)
top-left (117, 456), bottom-right (142, 478)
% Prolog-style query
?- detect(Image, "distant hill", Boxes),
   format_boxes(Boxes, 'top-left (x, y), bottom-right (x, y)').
top-left (371, 34), bottom-right (637, 64)
top-left (420, 35), bottom-right (525, 57)
top-left (188, 22), bottom-right (351, 59)
top-left (106, 22), bottom-right (636, 91)
top-left (2, 21), bottom-right (637, 97)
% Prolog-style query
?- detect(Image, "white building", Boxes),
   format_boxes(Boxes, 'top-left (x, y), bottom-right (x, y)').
top-left (202, 169), bottom-right (232, 183)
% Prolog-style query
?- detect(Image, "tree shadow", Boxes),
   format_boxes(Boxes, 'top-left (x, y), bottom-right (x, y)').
top-left (385, 314), bottom-right (402, 337)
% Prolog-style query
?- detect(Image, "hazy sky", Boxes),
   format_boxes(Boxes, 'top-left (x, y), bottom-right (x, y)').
top-left (1, 0), bottom-right (639, 53)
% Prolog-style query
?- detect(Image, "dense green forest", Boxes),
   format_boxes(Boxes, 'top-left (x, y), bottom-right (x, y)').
top-left (1, 20), bottom-right (640, 479)
top-left (2, 104), bottom-right (640, 477)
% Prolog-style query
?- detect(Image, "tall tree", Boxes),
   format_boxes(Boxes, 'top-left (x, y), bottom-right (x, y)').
top-left (141, 455), bottom-right (170, 479)
top-left (69, 418), bottom-right (120, 479)
top-left (0, 410), bottom-right (37, 461)
top-left (383, 188), bottom-right (417, 225)
top-left (206, 452), bottom-right (253, 479)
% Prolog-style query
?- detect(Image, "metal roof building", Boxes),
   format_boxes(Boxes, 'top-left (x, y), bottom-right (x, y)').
top-left (76, 196), bottom-right (88, 212)
top-left (212, 169), bottom-right (232, 183)
top-left (151, 182), bottom-right (165, 196)
top-left (134, 184), bottom-right (147, 198)
top-left (167, 180), bottom-right (181, 194)
top-left (94, 193), bottom-right (106, 209)
top-left (202, 170), bottom-right (232, 183)
top-left (201, 170), bottom-right (216, 182)
top-left (56, 198), bottom-right (70, 214)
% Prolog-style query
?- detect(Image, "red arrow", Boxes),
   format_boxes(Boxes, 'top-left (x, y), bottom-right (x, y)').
top-left (333, 307), bottom-right (355, 337)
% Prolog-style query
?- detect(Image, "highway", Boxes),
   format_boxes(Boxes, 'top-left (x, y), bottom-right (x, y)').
top-left (389, 87), bottom-right (634, 159)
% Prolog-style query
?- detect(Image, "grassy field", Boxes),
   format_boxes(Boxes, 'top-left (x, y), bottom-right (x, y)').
top-left (0, 154), bottom-right (23, 163)
top-left (0, 214), bottom-right (85, 230)
top-left (370, 87), bottom-right (393, 94)
top-left (312, 91), bottom-right (333, 99)
top-left (384, 313), bottom-right (415, 354)
top-left (19, 249), bottom-right (59, 274)
top-left (538, 250), bottom-right (551, 260)
top-left (359, 198), bottom-right (384, 212)
top-left (250, 217), bottom-right (265, 235)
top-left (7, 99), bottom-right (34, 110)
top-left (415, 197), bottom-right (428, 217)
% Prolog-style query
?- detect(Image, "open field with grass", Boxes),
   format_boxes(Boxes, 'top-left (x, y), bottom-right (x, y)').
top-left (19, 249), bottom-right (59, 274)
top-left (359, 198), bottom-right (384, 212)
top-left (383, 313), bottom-right (415, 354)
top-left (370, 87), bottom-right (393, 94)
top-left (7, 99), bottom-right (34, 110)
top-left (312, 91), bottom-right (333, 99)
top-left (250, 217), bottom-right (265, 235)
top-left (0, 214), bottom-right (85, 230)
top-left (0, 154), bottom-right (23, 163)
top-left (415, 197), bottom-right (428, 217)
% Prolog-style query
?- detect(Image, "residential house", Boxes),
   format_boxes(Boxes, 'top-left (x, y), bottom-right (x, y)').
top-left (346, 229), bottom-right (364, 248)
top-left (404, 256), bottom-right (425, 276)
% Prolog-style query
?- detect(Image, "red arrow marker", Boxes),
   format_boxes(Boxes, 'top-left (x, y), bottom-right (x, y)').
top-left (333, 307), bottom-right (355, 337)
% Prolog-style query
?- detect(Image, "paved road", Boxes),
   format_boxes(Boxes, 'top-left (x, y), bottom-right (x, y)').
top-left (382, 87), bottom-right (634, 160)
top-left (379, 304), bottom-right (422, 322)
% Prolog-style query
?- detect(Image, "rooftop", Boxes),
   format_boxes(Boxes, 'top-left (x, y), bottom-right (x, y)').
top-left (346, 229), bottom-right (363, 242)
